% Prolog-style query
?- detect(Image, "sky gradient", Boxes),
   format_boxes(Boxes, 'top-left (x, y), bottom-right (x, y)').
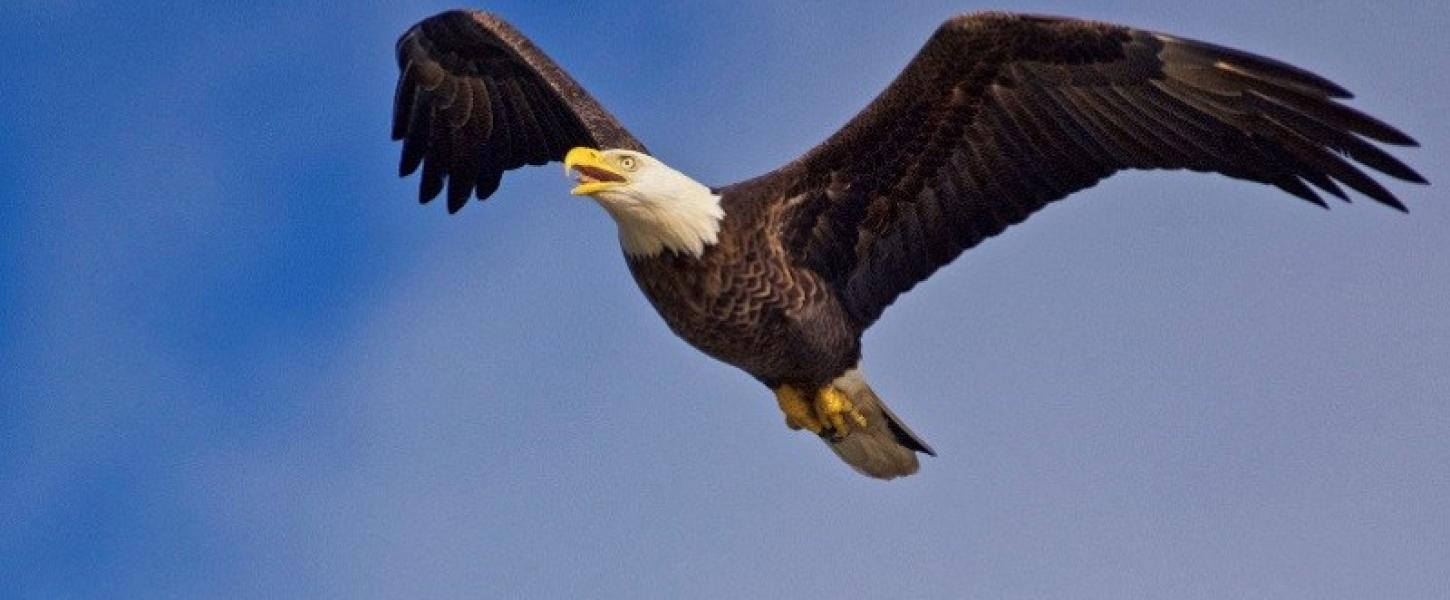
top-left (3, 1), bottom-right (1448, 597)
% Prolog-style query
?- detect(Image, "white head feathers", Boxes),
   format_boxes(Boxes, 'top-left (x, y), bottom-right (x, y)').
top-left (568, 149), bottom-right (724, 259)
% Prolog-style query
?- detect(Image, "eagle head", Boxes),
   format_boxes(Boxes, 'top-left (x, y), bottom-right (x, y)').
top-left (564, 147), bottom-right (724, 259)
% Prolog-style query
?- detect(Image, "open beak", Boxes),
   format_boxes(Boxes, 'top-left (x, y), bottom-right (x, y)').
top-left (564, 147), bottom-right (628, 196)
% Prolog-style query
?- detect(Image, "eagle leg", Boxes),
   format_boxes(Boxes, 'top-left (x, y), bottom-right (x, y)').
top-left (814, 385), bottom-right (869, 441)
top-left (774, 385), bottom-right (822, 433)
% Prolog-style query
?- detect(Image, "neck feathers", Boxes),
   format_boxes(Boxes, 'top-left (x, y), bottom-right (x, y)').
top-left (605, 181), bottom-right (724, 259)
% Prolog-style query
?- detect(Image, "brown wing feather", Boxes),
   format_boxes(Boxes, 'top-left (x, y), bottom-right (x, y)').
top-left (392, 10), bottom-right (647, 212)
top-left (757, 12), bottom-right (1424, 328)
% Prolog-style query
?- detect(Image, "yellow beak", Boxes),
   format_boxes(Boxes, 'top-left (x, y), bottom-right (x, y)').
top-left (563, 147), bottom-right (629, 196)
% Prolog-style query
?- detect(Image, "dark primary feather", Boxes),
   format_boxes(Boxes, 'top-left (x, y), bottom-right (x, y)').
top-left (392, 10), bottom-right (647, 213)
top-left (761, 12), bottom-right (1425, 328)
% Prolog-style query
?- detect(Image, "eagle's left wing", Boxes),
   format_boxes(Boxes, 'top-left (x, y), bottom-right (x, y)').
top-left (754, 13), bottom-right (1424, 329)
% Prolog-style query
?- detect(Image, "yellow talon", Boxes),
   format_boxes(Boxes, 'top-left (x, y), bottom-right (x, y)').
top-left (776, 384), bottom-right (869, 440)
top-left (775, 385), bottom-right (823, 433)
top-left (814, 385), bottom-right (869, 440)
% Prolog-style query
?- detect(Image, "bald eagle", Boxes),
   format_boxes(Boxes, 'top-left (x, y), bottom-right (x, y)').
top-left (390, 10), bottom-right (1424, 479)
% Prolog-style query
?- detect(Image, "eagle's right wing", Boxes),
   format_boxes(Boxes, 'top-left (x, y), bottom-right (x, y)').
top-left (392, 10), bottom-right (647, 212)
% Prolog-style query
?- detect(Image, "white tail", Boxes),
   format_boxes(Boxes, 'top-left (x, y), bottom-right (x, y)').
top-left (826, 368), bottom-right (934, 480)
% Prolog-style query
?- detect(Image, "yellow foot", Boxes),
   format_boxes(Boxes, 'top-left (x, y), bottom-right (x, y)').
top-left (813, 385), bottom-right (868, 440)
top-left (775, 384), bottom-right (869, 440)
top-left (775, 385), bottom-right (823, 433)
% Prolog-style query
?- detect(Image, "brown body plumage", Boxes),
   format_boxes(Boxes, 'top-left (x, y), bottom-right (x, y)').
top-left (627, 176), bottom-right (861, 390)
top-left (390, 10), bottom-right (1423, 478)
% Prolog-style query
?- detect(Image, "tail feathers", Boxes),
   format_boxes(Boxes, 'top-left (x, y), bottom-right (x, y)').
top-left (826, 369), bottom-right (933, 480)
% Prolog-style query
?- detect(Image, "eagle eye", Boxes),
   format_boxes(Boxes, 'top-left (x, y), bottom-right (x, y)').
top-left (618, 156), bottom-right (638, 171)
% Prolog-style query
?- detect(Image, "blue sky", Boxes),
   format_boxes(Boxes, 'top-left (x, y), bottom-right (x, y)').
top-left (3, 1), bottom-right (1447, 597)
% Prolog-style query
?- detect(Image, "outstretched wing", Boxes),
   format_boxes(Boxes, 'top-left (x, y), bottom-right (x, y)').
top-left (392, 10), bottom-right (647, 212)
top-left (760, 13), bottom-right (1424, 328)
